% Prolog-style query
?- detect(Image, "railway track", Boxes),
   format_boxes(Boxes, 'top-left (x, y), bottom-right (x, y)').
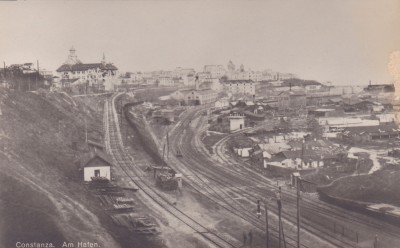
top-left (211, 122), bottom-right (400, 241)
top-left (104, 93), bottom-right (240, 248)
top-left (167, 108), bottom-right (355, 248)
top-left (169, 107), bottom-right (400, 247)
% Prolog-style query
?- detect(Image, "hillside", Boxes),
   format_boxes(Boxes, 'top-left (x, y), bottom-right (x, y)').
top-left (0, 89), bottom-right (116, 247)
top-left (319, 166), bottom-right (400, 207)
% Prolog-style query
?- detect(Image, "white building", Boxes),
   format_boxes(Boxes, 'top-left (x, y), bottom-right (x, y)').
top-left (215, 98), bottom-right (230, 108)
top-left (81, 151), bottom-right (113, 182)
top-left (204, 65), bottom-right (226, 78)
top-left (185, 89), bottom-right (218, 105)
top-left (56, 47), bottom-right (118, 91)
top-left (173, 67), bottom-right (195, 78)
top-left (158, 76), bottom-right (176, 87)
top-left (229, 113), bottom-right (245, 132)
top-left (224, 80), bottom-right (256, 95)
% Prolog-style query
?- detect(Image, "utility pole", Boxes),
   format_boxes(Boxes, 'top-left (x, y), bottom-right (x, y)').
top-left (167, 130), bottom-right (170, 158)
top-left (297, 178), bottom-right (301, 248)
top-left (85, 118), bottom-right (88, 143)
top-left (36, 60), bottom-right (39, 90)
top-left (265, 201), bottom-right (269, 248)
top-left (162, 144), bottom-right (166, 169)
top-left (277, 186), bottom-right (282, 248)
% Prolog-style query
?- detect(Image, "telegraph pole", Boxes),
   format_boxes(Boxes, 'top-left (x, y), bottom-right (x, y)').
top-left (36, 60), bottom-right (39, 90)
top-left (265, 201), bottom-right (269, 248)
top-left (167, 130), bottom-right (170, 158)
top-left (162, 144), bottom-right (166, 169)
top-left (297, 178), bottom-right (301, 248)
top-left (277, 186), bottom-right (282, 248)
top-left (85, 118), bottom-right (88, 143)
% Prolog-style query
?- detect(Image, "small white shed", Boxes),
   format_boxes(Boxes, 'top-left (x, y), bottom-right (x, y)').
top-left (81, 151), bottom-right (113, 182)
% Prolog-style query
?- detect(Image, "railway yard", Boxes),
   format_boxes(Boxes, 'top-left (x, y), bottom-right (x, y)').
top-left (104, 91), bottom-right (400, 248)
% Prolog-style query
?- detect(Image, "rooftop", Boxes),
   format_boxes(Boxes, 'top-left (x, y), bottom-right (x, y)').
top-left (57, 63), bottom-right (118, 72)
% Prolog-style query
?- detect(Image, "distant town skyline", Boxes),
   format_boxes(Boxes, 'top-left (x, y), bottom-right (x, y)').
top-left (1, 1), bottom-right (399, 85)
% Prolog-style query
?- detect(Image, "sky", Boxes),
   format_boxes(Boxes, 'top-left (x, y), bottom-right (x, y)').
top-left (0, 0), bottom-right (399, 85)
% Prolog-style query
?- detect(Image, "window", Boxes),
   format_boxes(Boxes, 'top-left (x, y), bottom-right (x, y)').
top-left (94, 169), bottom-right (100, 177)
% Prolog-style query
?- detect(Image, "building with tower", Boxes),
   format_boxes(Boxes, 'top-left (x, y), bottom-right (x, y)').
top-left (56, 47), bottom-right (118, 93)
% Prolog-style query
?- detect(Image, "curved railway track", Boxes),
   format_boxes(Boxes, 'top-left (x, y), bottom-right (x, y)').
top-left (166, 108), bottom-right (355, 248)
top-left (104, 93), bottom-right (240, 248)
top-left (166, 107), bottom-right (400, 248)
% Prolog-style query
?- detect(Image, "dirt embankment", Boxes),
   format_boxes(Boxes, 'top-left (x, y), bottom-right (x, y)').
top-left (0, 89), bottom-right (118, 247)
top-left (319, 167), bottom-right (400, 207)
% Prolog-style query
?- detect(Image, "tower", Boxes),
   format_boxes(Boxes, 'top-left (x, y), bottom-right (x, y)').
top-left (64, 46), bottom-right (82, 65)
top-left (101, 53), bottom-right (106, 65)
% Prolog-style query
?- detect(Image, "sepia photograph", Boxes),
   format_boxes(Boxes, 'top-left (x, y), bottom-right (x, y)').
top-left (1, 1), bottom-right (400, 248)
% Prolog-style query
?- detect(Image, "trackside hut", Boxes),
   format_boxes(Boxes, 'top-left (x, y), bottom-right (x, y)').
top-left (80, 151), bottom-right (114, 182)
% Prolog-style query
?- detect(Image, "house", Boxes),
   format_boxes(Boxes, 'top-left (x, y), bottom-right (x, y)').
top-left (204, 65), bottom-right (226, 78)
top-left (308, 108), bottom-right (345, 118)
top-left (184, 89), bottom-right (218, 105)
top-left (158, 76), bottom-right (175, 87)
top-left (80, 150), bottom-right (113, 182)
top-left (318, 117), bottom-right (380, 132)
top-left (376, 114), bottom-right (395, 123)
top-left (235, 147), bottom-right (253, 157)
top-left (224, 80), bottom-right (256, 95)
top-left (342, 99), bottom-right (376, 113)
top-left (339, 123), bottom-right (400, 143)
top-left (364, 83), bottom-right (395, 93)
top-left (277, 91), bottom-right (306, 110)
top-left (56, 47), bottom-right (118, 92)
top-left (170, 89), bottom-right (192, 101)
top-left (265, 150), bottom-right (324, 170)
top-left (215, 98), bottom-right (230, 108)
top-left (173, 67), bottom-right (195, 78)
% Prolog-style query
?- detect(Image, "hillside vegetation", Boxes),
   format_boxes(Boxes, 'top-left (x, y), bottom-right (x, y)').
top-left (0, 89), bottom-right (118, 247)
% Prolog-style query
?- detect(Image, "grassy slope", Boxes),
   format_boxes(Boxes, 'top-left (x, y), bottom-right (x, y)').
top-left (0, 89), bottom-right (117, 247)
top-left (320, 166), bottom-right (400, 207)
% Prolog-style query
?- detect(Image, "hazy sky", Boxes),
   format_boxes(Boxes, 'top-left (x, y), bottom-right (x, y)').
top-left (0, 0), bottom-right (399, 85)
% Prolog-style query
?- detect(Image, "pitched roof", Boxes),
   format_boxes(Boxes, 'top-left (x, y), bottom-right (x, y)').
top-left (195, 89), bottom-right (216, 95)
top-left (60, 78), bottom-right (80, 83)
top-left (80, 150), bottom-right (114, 168)
top-left (278, 150), bottom-right (320, 160)
top-left (87, 140), bottom-right (105, 149)
top-left (225, 79), bottom-right (254, 84)
top-left (56, 63), bottom-right (118, 72)
top-left (278, 90), bottom-right (306, 96)
top-left (342, 123), bottom-right (400, 135)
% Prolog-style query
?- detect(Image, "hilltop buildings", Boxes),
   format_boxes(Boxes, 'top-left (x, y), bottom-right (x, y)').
top-left (56, 47), bottom-right (118, 93)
